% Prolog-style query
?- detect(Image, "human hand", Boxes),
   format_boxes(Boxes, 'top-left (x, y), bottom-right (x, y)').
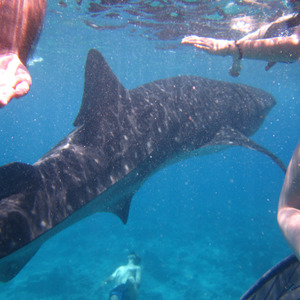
top-left (228, 56), bottom-right (242, 77)
top-left (0, 52), bottom-right (32, 108)
top-left (182, 36), bottom-right (237, 57)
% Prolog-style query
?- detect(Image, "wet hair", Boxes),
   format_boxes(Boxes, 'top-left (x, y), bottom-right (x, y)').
top-left (128, 252), bottom-right (141, 265)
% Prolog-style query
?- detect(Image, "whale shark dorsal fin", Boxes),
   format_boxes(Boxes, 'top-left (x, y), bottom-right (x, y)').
top-left (73, 49), bottom-right (127, 127)
top-left (209, 126), bottom-right (287, 173)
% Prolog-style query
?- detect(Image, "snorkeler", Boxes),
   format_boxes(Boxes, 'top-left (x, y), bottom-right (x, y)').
top-left (278, 142), bottom-right (300, 260)
top-left (0, 0), bottom-right (47, 108)
top-left (182, 0), bottom-right (300, 77)
top-left (100, 252), bottom-right (142, 300)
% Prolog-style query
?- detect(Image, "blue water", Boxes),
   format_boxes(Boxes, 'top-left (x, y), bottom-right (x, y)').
top-left (0, 1), bottom-right (299, 299)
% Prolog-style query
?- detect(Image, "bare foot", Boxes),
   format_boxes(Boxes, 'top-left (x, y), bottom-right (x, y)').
top-left (0, 52), bottom-right (32, 108)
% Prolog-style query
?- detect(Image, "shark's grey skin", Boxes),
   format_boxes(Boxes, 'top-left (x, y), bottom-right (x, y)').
top-left (0, 49), bottom-right (285, 282)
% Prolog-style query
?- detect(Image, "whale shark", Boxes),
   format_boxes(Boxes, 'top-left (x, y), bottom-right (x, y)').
top-left (0, 49), bottom-right (286, 282)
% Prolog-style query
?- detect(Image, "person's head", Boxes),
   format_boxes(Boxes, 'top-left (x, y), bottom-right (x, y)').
top-left (128, 252), bottom-right (141, 266)
top-left (287, 0), bottom-right (300, 12)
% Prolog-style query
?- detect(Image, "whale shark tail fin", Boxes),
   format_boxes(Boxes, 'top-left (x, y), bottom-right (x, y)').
top-left (74, 49), bottom-right (127, 127)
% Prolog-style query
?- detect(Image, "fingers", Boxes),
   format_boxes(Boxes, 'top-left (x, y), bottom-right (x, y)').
top-left (14, 81), bottom-right (31, 98)
top-left (181, 35), bottom-right (203, 44)
top-left (0, 75), bottom-right (31, 106)
top-left (229, 65), bottom-right (241, 77)
top-left (182, 36), bottom-right (212, 48)
top-left (194, 44), bottom-right (211, 51)
top-left (13, 64), bottom-right (32, 98)
top-left (0, 77), bottom-right (31, 107)
top-left (0, 87), bottom-right (15, 108)
top-left (182, 36), bottom-right (214, 55)
top-left (229, 68), bottom-right (240, 77)
top-left (0, 53), bottom-right (32, 107)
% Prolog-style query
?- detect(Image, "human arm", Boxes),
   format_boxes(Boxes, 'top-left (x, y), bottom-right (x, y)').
top-left (181, 36), bottom-right (242, 76)
top-left (277, 142), bottom-right (300, 260)
top-left (135, 267), bottom-right (142, 288)
top-left (237, 33), bottom-right (300, 62)
top-left (181, 13), bottom-right (300, 76)
top-left (0, 0), bottom-right (46, 107)
top-left (99, 273), bottom-right (115, 288)
top-left (181, 14), bottom-right (298, 53)
top-left (0, 53), bottom-right (32, 107)
top-left (182, 32), bottom-right (300, 74)
top-left (181, 36), bottom-right (239, 57)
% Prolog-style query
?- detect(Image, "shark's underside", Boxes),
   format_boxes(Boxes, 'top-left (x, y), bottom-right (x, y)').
top-left (0, 49), bottom-right (285, 282)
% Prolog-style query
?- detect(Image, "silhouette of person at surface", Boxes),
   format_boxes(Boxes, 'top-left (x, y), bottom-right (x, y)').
top-left (278, 142), bottom-right (300, 260)
top-left (100, 252), bottom-right (142, 300)
top-left (182, 0), bottom-right (300, 77)
top-left (0, 0), bottom-right (47, 108)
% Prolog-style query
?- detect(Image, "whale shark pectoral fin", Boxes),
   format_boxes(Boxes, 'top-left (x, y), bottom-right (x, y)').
top-left (209, 126), bottom-right (287, 173)
top-left (0, 162), bottom-right (41, 200)
top-left (106, 193), bottom-right (134, 224)
top-left (0, 244), bottom-right (40, 282)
